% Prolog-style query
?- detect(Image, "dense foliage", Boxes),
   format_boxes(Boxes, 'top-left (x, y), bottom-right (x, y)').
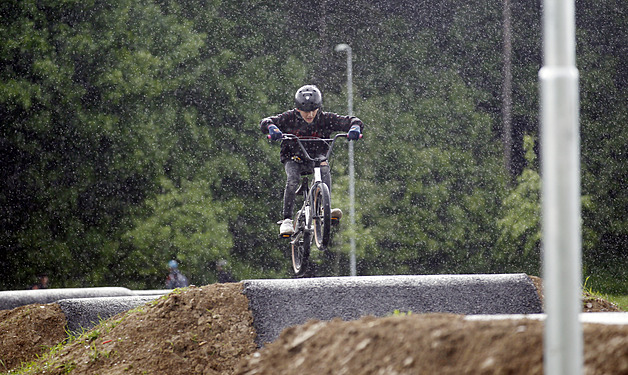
top-left (1, 0), bottom-right (626, 292)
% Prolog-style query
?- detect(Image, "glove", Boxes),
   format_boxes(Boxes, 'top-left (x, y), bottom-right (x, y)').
top-left (268, 124), bottom-right (283, 141)
top-left (347, 125), bottom-right (361, 141)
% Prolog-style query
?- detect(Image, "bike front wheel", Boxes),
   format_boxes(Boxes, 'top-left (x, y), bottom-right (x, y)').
top-left (291, 215), bottom-right (312, 277)
top-left (313, 182), bottom-right (331, 250)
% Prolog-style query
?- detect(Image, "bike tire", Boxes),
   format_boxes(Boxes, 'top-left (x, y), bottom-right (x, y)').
top-left (291, 215), bottom-right (312, 277)
top-left (313, 182), bottom-right (331, 250)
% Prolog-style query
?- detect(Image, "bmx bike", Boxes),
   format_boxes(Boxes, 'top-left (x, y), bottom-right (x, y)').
top-left (276, 133), bottom-right (355, 277)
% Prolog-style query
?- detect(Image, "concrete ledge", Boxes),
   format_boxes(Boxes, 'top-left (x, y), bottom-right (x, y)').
top-left (243, 273), bottom-right (542, 346)
top-left (0, 287), bottom-right (136, 310)
top-left (465, 312), bottom-right (628, 325)
top-left (132, 289), bottom-right (172, 297)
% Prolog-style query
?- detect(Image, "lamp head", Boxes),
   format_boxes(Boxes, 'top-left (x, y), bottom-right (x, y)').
top-left (335, 43), bottom-right (351, 52)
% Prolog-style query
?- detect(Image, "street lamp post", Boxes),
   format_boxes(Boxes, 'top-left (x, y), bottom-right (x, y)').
top-left (335, 43), bottom-right (356, 277)
top-left (540, 0), bottom-right (582, 373)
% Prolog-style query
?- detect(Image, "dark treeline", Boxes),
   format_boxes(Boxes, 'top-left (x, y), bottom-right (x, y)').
top-left (1, 0), bottom-right (626, 293)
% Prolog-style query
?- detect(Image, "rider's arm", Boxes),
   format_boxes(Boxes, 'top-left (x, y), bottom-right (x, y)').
top-left (321, 112), bottom-right (364, 133)
top-left (349, 117), bottom-right (364, 133)
top-left (260, 116), bottom-right (279, 134)
top-left (260, 110), bottom-right (298, 134)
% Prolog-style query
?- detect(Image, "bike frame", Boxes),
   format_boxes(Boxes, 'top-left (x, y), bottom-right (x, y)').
top-left (274, 133), bottom-right (355, 276)
top-left (281, 133), bottom-right (346, 235)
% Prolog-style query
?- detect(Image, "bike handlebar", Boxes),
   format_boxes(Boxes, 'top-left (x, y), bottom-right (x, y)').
top-left (268, 133), bottom-right (361, 163)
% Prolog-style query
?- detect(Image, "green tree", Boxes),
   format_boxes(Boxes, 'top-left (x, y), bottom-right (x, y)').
top-left (577, 5), bottom-right (628, 293)
top-left (354, 70), bottom-right (506, 275)
top-left (1, 0), bottom-right (625, 291)
top-left (0, 0), bottom-right (204, 288)
top-left (496, 135), bottom-right (541, 275)
top-left (124, 177), bottom-right (232, 288)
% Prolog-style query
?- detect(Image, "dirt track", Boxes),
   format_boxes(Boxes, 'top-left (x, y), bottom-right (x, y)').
top-left (0, 278), bottom-right (626, 375)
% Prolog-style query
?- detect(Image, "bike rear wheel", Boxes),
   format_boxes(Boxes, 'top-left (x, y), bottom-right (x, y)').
top-left (291, 213), bottom-right (312, 276)
top-left (313, 182), bottom-right (331, 250)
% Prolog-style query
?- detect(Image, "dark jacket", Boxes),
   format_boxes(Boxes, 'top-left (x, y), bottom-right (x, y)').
top-left (260, 109), bottom-right (364, 163)
top-left (165, 270), bottom-right (189, 289)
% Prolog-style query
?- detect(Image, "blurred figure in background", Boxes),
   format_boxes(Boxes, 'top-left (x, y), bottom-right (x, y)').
top-left (216, 259), bottom-right (236, 283)
top-left (165, 260), bottom-right (189, 289)
top-left (31, 273), bottom-right (49, 289)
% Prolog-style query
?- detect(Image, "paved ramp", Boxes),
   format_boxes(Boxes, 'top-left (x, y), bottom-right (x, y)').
top-left (58, 296), bottom-right (162, 333)
top-left (0, 288), bottom-right (170, 333)
top-left (243, 273), bottom-right (542, 346)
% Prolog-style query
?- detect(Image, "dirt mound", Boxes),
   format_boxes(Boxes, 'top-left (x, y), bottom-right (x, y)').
top-left (1, 283), bottom-right (256, 375)
top-left (0, 276), bottom-right (626, 375)
top-left (235, 314), bottom-right (628, 375)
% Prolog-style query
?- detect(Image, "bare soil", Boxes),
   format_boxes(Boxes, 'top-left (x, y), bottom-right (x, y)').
top-left (1, 276), bottom-right (626, 375)
top-left (0, 303), bottom-right (67, 372)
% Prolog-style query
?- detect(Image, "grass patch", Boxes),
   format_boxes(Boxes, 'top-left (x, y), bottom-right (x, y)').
top-left (582, 276), bottom-right (627, 311)
top-left (583, 268), bottom-right (628, 295)
top-left (1, 335), bottom-right (74, 375)
top-left (391, 309), bottom-right (413, 316)
top-left (606, 295), bottom-right (628, 311)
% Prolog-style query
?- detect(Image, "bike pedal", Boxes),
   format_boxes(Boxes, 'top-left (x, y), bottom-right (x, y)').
top-left (331, 217), bottom-right (340, 225)
top-left (280, 234), bottom-right (292, 239)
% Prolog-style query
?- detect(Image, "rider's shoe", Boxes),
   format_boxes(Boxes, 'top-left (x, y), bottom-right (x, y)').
top-left (331, 208), bottom-right (343, 220)
top-left (279, 218), bottom-right (294, 237)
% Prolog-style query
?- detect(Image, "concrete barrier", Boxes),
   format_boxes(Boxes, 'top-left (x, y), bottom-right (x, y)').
top-left (243, 273), bottom-right (543, 346)
top-left (0, 287), bottom-right (136, 310)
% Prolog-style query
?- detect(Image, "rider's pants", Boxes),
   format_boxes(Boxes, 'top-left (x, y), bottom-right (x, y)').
top-left (283, 160), bottom-right (331, 220)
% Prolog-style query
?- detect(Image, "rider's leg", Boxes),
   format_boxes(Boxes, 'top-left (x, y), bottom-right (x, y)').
top-left (320, 163), bottom-right (342, 220)
top-left (279, 161), bottom-right (302, 236)
top-left (281, 161), bottom-right (312, 235)
top-left (320, 162), bottom-right (331, 193)
top-left (282, 161), bottom-right (302, 220)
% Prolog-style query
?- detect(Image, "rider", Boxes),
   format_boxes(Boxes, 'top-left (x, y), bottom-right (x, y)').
top-left (260, 84), bottom-right (364, 236)
top-left (165, 260), bottom-right (189, 289)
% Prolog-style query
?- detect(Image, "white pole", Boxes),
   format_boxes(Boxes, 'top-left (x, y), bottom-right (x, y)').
top-left (539, 0), bottom-right (582, 373)
top-left (335, 43), bottom-right (356, 276)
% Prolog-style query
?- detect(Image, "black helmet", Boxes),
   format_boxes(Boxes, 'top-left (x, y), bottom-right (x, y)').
top-left (294, 85), bottom-right (322, 111)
